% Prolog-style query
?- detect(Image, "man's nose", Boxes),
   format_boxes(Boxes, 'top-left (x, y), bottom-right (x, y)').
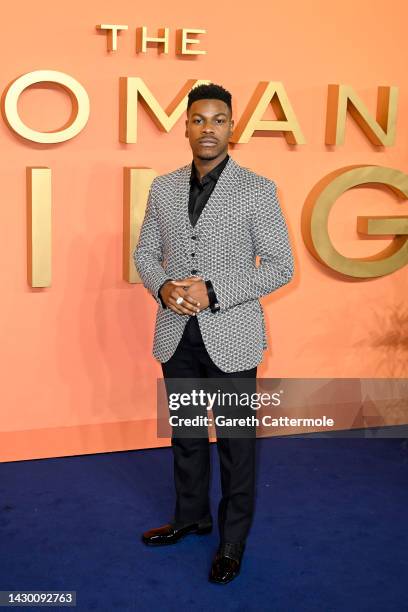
top-left (202, 122), bottom-right (215, 133)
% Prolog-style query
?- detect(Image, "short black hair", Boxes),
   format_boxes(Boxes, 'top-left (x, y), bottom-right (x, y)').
top-left (187, 83), bottom-right (232, 114)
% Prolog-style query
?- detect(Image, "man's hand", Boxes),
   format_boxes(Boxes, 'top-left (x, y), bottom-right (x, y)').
top-left (159, 276), bottom-right (208, 315)
top-left (172, 277), bottom-right (210, 311)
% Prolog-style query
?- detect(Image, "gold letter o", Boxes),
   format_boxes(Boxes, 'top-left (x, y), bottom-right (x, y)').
top-left (3, 70), bottom-right (90, 143)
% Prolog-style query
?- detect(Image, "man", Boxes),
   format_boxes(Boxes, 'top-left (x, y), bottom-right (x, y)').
top-left (134, 83), bottom-right (294, 584)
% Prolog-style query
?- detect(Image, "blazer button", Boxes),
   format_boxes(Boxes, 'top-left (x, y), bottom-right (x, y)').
top-left (191, 235), bottom-right (197, 240)
top-left (191, 253), bottom-right (195, 257)
top-left (191, 269), bottom-right (198, 274)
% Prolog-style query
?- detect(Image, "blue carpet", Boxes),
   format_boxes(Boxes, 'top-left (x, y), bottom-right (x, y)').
top-left (1, 437), bottom-right (407, 611)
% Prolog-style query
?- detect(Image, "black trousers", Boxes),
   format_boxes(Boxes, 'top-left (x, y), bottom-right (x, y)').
top-left (161, 315), bottom-right (258, 545)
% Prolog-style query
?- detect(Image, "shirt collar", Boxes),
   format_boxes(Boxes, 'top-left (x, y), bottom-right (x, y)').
top-left (190, 153), bottom-right (230, 186)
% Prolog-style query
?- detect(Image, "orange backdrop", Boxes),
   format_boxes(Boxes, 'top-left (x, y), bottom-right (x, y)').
top-left (0, 0), bottom-right (407, 462)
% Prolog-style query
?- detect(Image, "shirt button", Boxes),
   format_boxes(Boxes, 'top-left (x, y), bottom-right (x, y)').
top-left (191, 269), bottom-right (198, 274)
top-left (191, 236), bottom-right (197, 240)
top-left (191, 253), bottom-right (195, 257)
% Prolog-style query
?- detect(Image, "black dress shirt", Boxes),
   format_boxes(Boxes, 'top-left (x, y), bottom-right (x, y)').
top-left (188, 153), bottom-right (230, 227)
top-left (158, 153), bottom-right (229, 312)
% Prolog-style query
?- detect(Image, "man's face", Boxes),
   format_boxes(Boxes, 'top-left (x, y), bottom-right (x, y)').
top-left (185, 98), bottom-right (234, 160)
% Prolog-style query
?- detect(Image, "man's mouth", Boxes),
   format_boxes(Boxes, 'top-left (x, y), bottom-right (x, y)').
top-left (199, 139), bottom-right (218, 146)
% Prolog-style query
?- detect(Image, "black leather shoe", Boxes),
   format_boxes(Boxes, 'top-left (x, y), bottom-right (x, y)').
top-left (142, 520), bottom-right (213, 546)
top-left (209, 542), bottom-right (245, 584)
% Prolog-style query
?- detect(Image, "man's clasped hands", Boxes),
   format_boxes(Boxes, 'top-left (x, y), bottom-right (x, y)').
top-left (159, 276), bottom-right (210, 315)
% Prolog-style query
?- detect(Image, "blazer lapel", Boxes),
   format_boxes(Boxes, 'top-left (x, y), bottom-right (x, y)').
top-left (175, 156), bottom-right (241, 248)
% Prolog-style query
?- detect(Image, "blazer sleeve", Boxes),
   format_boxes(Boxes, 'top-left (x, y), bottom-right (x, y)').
top-left (133, 178), bottom-right (173, 308)
top-left (208, 178), bottom-right (294, 312)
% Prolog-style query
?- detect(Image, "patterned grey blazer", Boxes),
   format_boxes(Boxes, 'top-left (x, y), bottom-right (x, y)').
top-left (134, 155), bottom-right (294, 373)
